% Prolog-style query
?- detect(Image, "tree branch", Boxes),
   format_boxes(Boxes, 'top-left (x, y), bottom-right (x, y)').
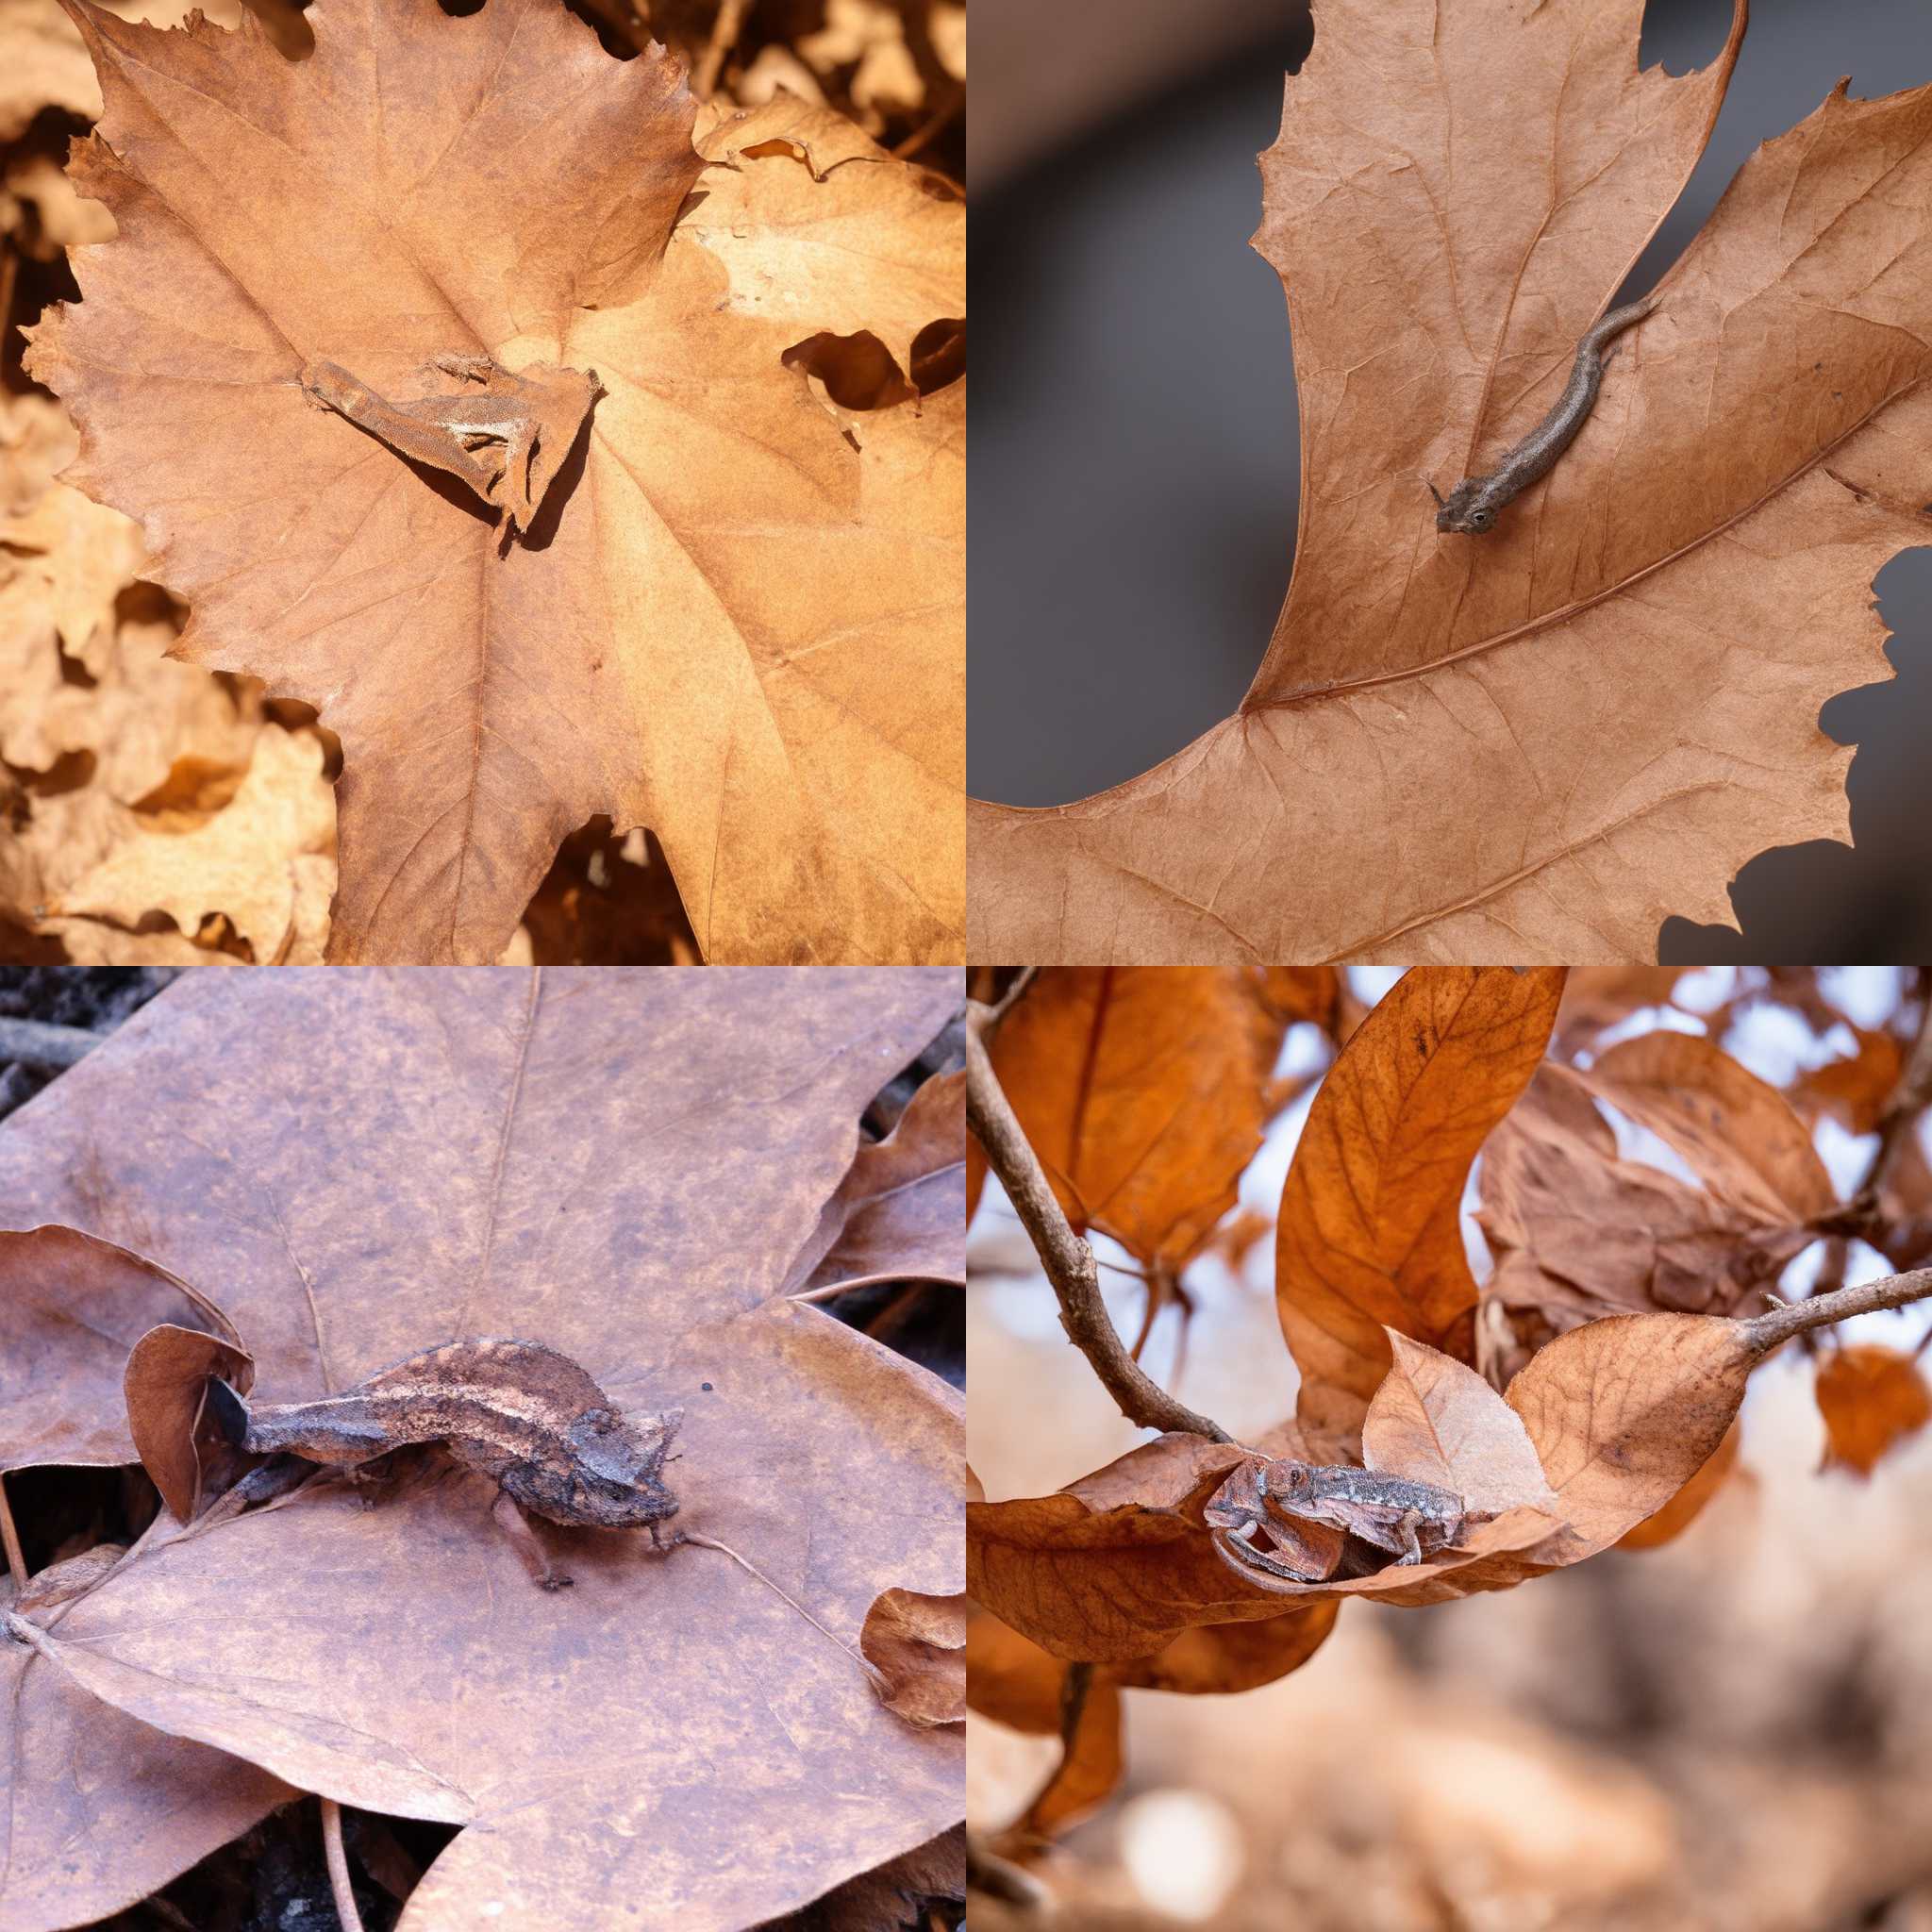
top-left (1744, 1266), bottom-right (1932, 1355)
top-left (965, 993), bottom-right (1231, 1442)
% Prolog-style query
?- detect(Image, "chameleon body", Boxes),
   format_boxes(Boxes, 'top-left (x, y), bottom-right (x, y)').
top-left (208, 1338), bottom-right (681, 1537)
top-left (1207, 1456), bottom-right (1491, 1583)
top-left (1432, 296), bottom-right (1657, 533)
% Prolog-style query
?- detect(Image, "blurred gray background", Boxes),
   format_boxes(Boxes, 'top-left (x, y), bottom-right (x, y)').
top-left (968, 0), bottom-right (1932, 960)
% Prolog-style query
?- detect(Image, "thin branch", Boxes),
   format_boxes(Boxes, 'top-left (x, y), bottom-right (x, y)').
top-left (321, 1798), bottom-right (366, 1932)
top-left (964, 997), bottom-right (1230, 1442)
top-left (1744, 1266), bottom-right (1932, 1355)
top-left (1862, 983), bottom-right (1932, 1203)
top-left (0, 1017), bottom-right (101, 1071)
top-left (0, 1474), bottom-right (25, 1591)
top-left (693, 0), bottom-right (750, 97)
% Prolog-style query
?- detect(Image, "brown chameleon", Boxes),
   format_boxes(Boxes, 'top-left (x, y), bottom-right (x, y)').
top-left (1207, 1456), bottom-right (1491, 1583)
top-left (207, 1338), bottom-right (681, 1589)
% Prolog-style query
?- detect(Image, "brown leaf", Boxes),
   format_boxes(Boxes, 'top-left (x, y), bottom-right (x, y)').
top-left (1008, 1668), bottom-right (1123, 1847)
top-left (1814, 1343), bottom-right (1932, 1475)
top-left (986, 967), bottom-right (1295, 1273)
top-left (1580, 1032), bottom-right (1835, 1227)
top-left (0, 1224), bottom-right (237, 1473)
top-left (1616, 1417), bottom-right (1740, 1550)
top-left (1478, 1061), bottom-right (1817, 1334)
top-left (34, 0), bottom-right (962, 965)
top-left (862, 1586), bottom-right (965, 1726)
top-left (1361, 1331), bottom-right (1557, 1519)
top-left (1798, 1024), bottom-right (1907, 1133)
top-left (1276, 966), bottom-right (1563, 1442)
top-left (972, 1307), bottom-right (1773, 1652)
top-left (122, 1320), bottom-right (255, 1523)
top-left (969, 1), bottom-right (1932, 967)
top-left (0, 969), bottom-right (962, 1928)
top-left (1555, 968), bottom-right (1688, 1050)
top-left (1108, 1599), bottom-right (1339, 1696)
top-left (804, 1067), bottom-right (965, 1294)
top-left (795, 1824), bottom-right (964, 1931)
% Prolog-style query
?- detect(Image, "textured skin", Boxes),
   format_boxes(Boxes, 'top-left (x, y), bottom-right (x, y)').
top-left (1434, 298), bottom-right (1659, 532)
top-left (224, 1338), bottom-right (681, 1530)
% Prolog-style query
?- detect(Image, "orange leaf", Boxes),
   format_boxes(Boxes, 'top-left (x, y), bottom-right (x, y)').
top-left (1617, 1418), bottom-right (1741, 1550)
top-left (1814, 1343), bottom-right (1932, 1475)
top-left (1276, 966), bottom-right (1563, 1442)
top-left (987, 967), bottom-right (1296, 1272)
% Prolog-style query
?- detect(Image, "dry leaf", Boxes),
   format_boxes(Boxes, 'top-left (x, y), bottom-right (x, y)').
top-left (970, 1307), bottom-right (1778, 1657)
top-left (1798, 1024), bottom-right (1906, 1133)
top-left (121, 1320), bottom-right (255, 1521)
top-left (984, 967), bottom-right (1296, 1274)
top-left (1813, 1342), bottom-right (1932, 1475)
top-left (862, 1587), bottom-right (966, 1726)
top-left (1276, 966), bottom-right (1563, 1443)
top-left (803, 1066), bottom-right (966, 1294)
top-left (0, 1224), bottom-right (237, 1473)
top-left (799, 1824), bottom-right (964, 1931)
top-left (0, 969), bottom-right (962, 1930)
top-left (33, 0), bottom-right (963, 965)
top-left (1616, 1416), bottom-right (1740, 1550)
top-left (1479, 1060), bottom-right (1821, 1335)
top-left (968, 0), bottom-right (1932, 965)
top-left (43, 724), bottom-right (336, 963)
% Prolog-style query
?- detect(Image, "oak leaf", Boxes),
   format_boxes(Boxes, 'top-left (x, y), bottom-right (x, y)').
top-left (0, 968), bottom-right (962, 1932)
top-left (32, 0), bottom-right (963, 965)
top-left (967, 0), bottom-right (1932, 965)
top-left (1275, 965), bottom-right (1563, 1444)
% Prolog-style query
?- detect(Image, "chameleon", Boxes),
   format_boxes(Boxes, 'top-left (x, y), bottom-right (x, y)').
top-left (1206, 1456), bottom-right (1491, 1583)
top-left (1429, 296), bottom-right (1658, 534)
top-left (298, 353), bottom-right (603, 537)
top-left (206, 1338), bottom-right (681, 1590)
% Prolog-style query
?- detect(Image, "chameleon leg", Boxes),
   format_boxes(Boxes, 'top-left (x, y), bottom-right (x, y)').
top-left (491, 1488), bottom-right (572, 1591)
top-left (1395, 1510), bottom-right (1424, 1566)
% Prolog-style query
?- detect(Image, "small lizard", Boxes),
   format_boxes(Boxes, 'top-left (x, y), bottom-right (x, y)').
top-left (207, 1338), bottom-right (681, 1590)
top-left (1430, 296), bottom-right (1657, 534)
top-left (299, 354), bottom-right (603, 538)
top-left (1207, 1456), bottom-right (1491, 1583)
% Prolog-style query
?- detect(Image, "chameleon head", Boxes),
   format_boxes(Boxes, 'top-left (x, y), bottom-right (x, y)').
top-left (1433, 478), bottom-right (1503, 535)
top-left (562, 1404), bottom-right (683, 1526)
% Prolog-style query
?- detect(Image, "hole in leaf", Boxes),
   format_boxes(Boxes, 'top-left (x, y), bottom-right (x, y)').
top-left (910, 317), bottom-right (963, 395)
top-left (782, 330), bottom-right (914, 411)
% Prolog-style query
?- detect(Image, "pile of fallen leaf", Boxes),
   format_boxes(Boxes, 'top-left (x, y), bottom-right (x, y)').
top-left (0, 966), bottom-right (968, 1930)
top-left (965, 965), bottom-right (1932, 1878)
top-left (1, 0), bottom-right (963, 965)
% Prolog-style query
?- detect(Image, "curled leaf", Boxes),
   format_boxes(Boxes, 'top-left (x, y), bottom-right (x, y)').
top-left (123, 1321), bottom-right (255, 1523)
top-left (861, 1586), bottom-right (965, 1726)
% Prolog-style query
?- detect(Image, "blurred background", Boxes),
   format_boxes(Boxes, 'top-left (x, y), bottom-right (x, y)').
top-left (967, 0), bottom-right (1932, 960)
top-left (969, 966), bottom-right (1932, 1932)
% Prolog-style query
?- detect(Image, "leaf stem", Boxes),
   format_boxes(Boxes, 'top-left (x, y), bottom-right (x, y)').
top-left (0, 1474), bottom-right (25, 1592)
top-left (320, 1798), bottom-right (366, 1932)
top-left (964, 991), bottom-right (1231, 1442)
top-left (675, 1531), bottom-right (886, 1691)
top-left (1742, 1266), bottom-right (1932, 1354)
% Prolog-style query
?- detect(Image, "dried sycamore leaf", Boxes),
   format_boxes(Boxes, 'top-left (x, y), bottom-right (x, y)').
top-left (1813, 1342), bottom-right (1932, 1475)
top-left (0, 969), bottom-right (962, 1931)
top-left (42, 723), bottom-right (336, 963)
top-left (985, 967), bottom-right (1296, 1274)
top-left (969, 0), bottom-right (1932, 965)
top-left (1276, 966), bottom-right (1563, 1442)
top-left (33, 0), bottom-right (962, 966)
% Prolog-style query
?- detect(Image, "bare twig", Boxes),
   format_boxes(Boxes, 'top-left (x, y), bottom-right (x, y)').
top-left (0, 1474), bottom-right (26, 1591)
top-left (1743, 1266), bottom-right (1932, 1355)
top-left (0, 1017), bottom-right (101, 1071)
top-left (965, 994), bottom-right (1231, 1442)
top-left (321, 1798), bottom-right (366, 1932)
top-left (1862, 982), bottom-right (1932, 1203)
top-left (693, 0), bottom-right (750, 96)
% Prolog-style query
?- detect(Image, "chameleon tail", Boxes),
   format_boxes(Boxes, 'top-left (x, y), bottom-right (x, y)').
top-left (206, 1374), bottom-right (251, 1448)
